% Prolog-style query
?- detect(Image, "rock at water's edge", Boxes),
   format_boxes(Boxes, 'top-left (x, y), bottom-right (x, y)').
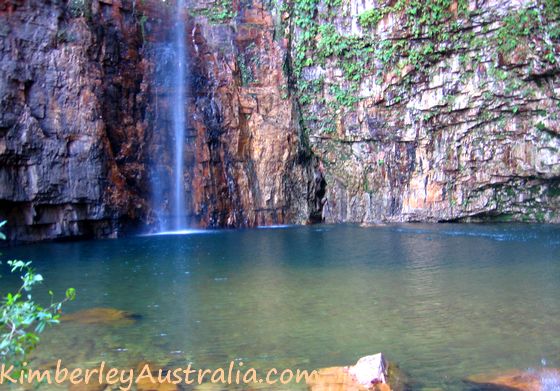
top-left (308, 353), bottom-right (405, 391)
top-left (466, 368), bottom-right (560, 391)
top-left (349, 353), bottom-right (388, 387)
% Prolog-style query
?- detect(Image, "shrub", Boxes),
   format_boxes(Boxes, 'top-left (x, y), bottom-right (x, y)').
top-left (0, 221), bottom-right (76, 378)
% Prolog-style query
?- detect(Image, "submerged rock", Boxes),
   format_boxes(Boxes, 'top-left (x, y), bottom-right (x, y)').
top-left (61, 308), bottom-right (142, 326)
top-left (136, 377), bottom-right (180, 391)
top-left (67, 380), bottom-right (107, 391)
top-left (135, 361), bottom-right (181, 391)
top-left (307, 353), bottom-right (405, 391)
top-left (466, 368), bottom-right (560, 391)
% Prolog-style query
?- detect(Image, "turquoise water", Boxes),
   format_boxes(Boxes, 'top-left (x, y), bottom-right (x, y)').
top-left (1, 224), bottom-right (560, 390)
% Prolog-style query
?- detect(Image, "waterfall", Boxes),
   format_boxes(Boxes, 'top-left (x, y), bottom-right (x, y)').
top-left (149, 0), bottom-right (189, 232)
top-left (171, 0), bottom-right (187, 230)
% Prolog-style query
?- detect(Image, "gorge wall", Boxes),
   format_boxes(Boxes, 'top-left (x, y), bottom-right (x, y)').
top-left (0, 0), bottom-right (559, 241)
top-left (148, 0), bottom-right (320, 228)
top-left (0, 0), bottom-right (151, 241)
top-left (289, 0), bottom-right (560, 224)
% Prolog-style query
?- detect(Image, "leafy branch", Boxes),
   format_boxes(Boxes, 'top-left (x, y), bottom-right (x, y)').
top-left (0, 221), bottom-right (76, 377)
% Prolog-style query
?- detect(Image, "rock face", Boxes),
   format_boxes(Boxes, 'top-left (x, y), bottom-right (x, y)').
top-left (143, 0), bottom-right (320, 228)
top-left (0, 0), bottom-right (151, 241)
top-left (288, 0), bottom-right (560, 224)
top-left (1, 0), bottom-right (559, 241)
top-left (0, 0), bottom-right (322, 240)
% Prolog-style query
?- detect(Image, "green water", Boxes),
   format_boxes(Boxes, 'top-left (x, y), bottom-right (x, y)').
top-left (1, 224), bottom-right (560, 390)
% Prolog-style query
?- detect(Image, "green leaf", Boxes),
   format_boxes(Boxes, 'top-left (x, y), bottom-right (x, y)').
top-left (1, 259), bottom-right (75, 370)
top-left (65, 288), bottom-right (77, 301)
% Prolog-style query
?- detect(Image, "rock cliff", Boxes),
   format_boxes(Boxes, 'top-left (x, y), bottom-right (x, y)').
top-left (287, 0), bottom-right (560, 223)
top-left (144, 0), bottom-right (321, 228)
top-left (0, 0), bottom-right (558, 241)
top-left (0, 0), bottom-right (150, 241)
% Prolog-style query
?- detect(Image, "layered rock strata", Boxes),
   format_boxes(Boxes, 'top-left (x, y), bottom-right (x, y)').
top-left (0, 0), bottom-right (150, 240)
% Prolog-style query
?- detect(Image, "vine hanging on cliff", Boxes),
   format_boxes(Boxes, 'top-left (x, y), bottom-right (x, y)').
top-left (286, 0), bottom-right (560, 140)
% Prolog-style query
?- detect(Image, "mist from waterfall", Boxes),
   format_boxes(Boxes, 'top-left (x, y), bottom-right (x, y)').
top-left (172, 0), bottom-right (187, 231)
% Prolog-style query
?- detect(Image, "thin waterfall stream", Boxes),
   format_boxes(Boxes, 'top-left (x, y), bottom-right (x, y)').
top-left (150, 0), bottom-right (189, 232)
top-left (171, 0), bottom-right (187, 231)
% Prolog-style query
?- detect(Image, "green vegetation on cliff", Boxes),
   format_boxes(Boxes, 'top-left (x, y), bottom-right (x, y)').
top-left (281, 0), bottom-right (560, 223)
top-left (194, 0), bottom-right (237, 23)
top-left (287, 0), bottom-right (560, 113)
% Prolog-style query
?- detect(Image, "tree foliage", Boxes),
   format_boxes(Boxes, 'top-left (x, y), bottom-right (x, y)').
top-left (0, 221), bottom-right (76, 376)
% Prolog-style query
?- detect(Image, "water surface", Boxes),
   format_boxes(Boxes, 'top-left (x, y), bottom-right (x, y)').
top-left (2, 224), bottom-right (559, 389)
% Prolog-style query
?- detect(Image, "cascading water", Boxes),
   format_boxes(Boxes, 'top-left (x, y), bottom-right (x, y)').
top-left (171, 0), bottom-right (187, 231)
top-left (149, 0), bottom-right (189, 232)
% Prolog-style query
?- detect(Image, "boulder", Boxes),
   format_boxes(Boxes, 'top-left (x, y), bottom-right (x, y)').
top-left (307, 366), bottom-right (387, 391)
top-left (308, 353), bottom-right (405, 391)
top-left (61, 307), bottom-right (141, 326)
top-left (349, 353), bottom-right (388, 387)
top-left (466, 368), bottom-right (560, 391)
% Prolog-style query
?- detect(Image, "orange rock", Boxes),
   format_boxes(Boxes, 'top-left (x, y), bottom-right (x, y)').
top-left (307, 366), bottom-right (364, 391)
top-left (135, 362), bottom-right (181, 391)
top-left (61, 307), bottom-right (141, 325)
top-left (241, 8), bottom-right (273, 26)
top-left (307, 366), bottom-right (392, 391)
top-left (466, 368), bottom-right (560, 391)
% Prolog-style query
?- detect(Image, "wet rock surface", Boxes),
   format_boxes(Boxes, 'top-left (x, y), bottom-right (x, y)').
top-left (149, 0), bottom-right (320, 228)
